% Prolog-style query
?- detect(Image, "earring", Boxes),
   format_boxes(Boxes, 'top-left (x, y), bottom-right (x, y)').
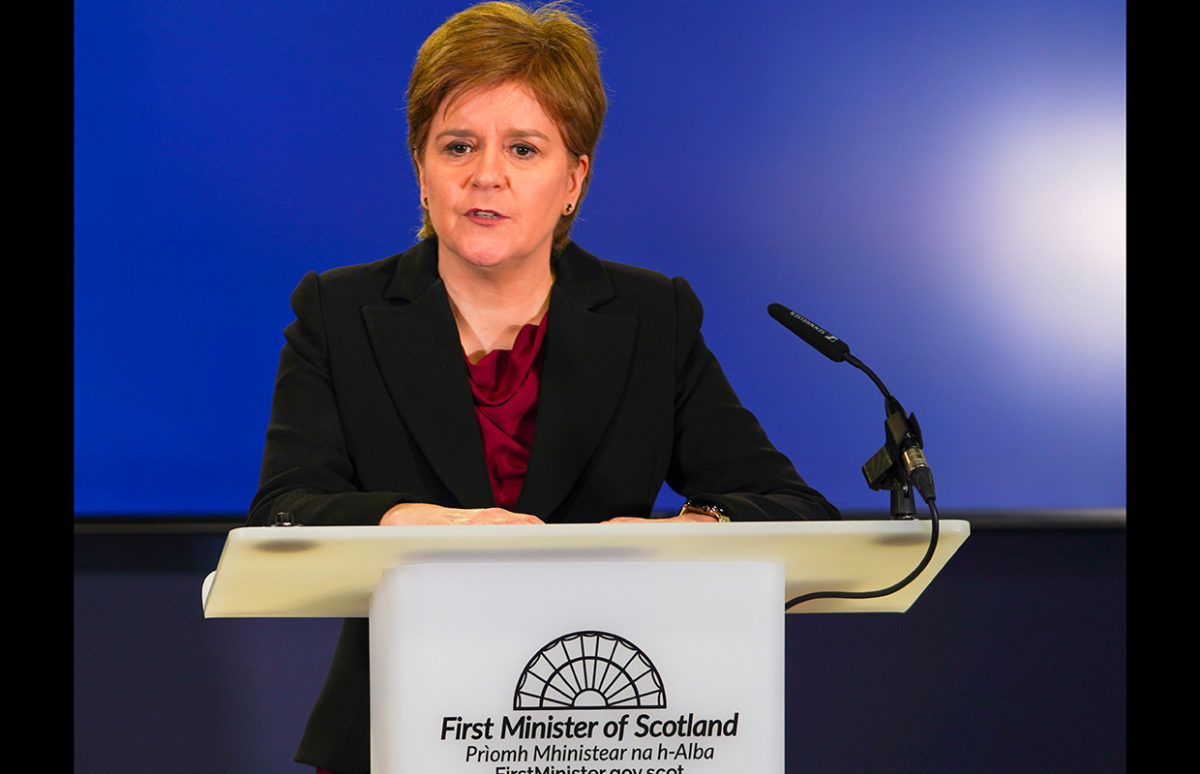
top-left (423, 197), bottom-right (429, 208)
top-left (564, 203), bottom-right (574, 214)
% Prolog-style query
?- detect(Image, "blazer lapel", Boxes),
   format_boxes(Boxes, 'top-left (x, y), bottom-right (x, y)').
top-left (516, 245), bottom-right (639, 519)
top-left (361, 244), bottom-right (494, 508)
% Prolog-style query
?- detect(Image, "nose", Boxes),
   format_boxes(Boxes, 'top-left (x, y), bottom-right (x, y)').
top-left (471, 144), bottom-right (506, 189)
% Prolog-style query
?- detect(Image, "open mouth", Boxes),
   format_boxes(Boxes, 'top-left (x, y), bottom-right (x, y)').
top-left (467, 209), bottom-right (504, 220)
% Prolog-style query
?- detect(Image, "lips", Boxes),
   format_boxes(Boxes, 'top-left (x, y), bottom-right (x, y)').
top-left (466, 208), bottom-right (506, 221)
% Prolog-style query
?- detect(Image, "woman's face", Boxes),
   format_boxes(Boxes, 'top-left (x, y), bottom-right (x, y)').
top-left (417, 81), bottom-right (589, 275)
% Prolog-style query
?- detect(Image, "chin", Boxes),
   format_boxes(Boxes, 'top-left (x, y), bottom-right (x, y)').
top-left (456, 245), bottom-right (522, 268)
top-left (442, 236), bottom-right (548, 271)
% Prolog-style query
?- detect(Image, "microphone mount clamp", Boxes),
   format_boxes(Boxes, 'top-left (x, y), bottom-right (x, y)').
top-left (861, 396), bottom-right (927, 519)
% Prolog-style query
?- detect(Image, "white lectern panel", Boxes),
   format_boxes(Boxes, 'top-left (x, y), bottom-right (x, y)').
top-left (369, 560), bottom-right (783, 774)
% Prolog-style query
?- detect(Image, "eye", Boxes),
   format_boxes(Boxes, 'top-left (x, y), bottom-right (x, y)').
top-left (443, 141), bottom-right (473, 156)
top-left (511, 143), bottom-right (538, 159)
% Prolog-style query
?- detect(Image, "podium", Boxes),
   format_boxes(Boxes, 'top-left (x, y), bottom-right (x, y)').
top-left (203, 520), bottom-right (969, 773)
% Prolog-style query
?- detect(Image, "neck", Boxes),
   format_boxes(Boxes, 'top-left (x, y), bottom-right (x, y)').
top-left (440, 254), bottom-right (554, 362)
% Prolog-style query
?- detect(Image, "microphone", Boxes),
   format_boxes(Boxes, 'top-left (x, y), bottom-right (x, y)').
top-left (770, 301), bottom-right (941, 611)
top-left (768, 303), bottom-right (936, 508)
top-left (767, 303), bottom-right (849, 363)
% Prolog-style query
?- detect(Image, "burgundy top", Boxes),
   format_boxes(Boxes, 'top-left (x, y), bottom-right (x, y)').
top-left (462, 315), bottom-right (549, 510)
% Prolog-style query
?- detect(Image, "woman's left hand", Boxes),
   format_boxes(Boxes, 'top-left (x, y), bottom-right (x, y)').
top-left (603, 513), bottom-right (720, 524)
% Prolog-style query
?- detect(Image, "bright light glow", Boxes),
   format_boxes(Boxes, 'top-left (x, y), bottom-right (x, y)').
top-left (949, 104), bottom-right (1126, 376)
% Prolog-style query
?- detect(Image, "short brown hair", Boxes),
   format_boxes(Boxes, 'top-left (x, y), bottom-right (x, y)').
top-left (407, 1), bottom-right (607, 252)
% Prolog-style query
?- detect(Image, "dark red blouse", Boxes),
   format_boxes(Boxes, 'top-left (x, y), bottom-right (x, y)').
top-left (462, 315), bottom-right (548, 510)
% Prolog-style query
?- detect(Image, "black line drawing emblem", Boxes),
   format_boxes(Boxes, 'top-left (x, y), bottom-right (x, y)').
top-left (513, 631), bottom-right (667, 710)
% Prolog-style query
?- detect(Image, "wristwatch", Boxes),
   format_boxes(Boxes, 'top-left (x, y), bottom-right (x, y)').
top-left (680, 499), bottom-right (730, 522)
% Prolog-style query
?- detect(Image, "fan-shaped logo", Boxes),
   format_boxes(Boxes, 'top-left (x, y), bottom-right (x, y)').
top-left (513, 631), bottom-right (667, 710)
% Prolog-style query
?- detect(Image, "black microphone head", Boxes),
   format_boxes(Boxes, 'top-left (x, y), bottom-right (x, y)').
top-left (768, 303), bottom-right (850, 362)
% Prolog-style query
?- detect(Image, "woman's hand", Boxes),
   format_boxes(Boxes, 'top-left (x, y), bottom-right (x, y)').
top-left (605, 501), bottom-right (727, 524)
top-left (380, 502), bottom-right (544, 526)
top-left (603, 512), bottom-right (720, 524)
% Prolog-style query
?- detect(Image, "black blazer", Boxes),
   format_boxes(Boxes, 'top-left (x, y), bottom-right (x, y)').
top-left (248, 238), bottom-right (838, 772)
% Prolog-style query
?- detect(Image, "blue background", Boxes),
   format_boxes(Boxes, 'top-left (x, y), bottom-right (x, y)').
top-left (74, 0), bottom-right (1126, 516)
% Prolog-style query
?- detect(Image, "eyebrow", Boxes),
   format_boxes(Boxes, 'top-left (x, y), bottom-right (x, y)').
top-left (434, 128), bottom-right (552, 142)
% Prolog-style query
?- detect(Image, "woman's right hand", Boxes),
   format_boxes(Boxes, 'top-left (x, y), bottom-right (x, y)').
top-left (380, 502), bottom-right (544, 526)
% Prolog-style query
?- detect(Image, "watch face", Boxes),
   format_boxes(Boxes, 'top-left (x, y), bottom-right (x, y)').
top-left (685, 501), bottom-right (727, 521)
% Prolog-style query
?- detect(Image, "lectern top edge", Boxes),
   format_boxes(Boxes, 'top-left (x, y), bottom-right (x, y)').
top-left (202, 519), bottom-right (969, 618)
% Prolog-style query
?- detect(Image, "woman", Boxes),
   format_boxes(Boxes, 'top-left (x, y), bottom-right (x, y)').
top-left (248, 3), bottom-right (840, 772)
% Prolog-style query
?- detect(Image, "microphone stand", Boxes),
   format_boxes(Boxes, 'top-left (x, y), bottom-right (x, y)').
top-left (840, 353), bottom-right (930, 519)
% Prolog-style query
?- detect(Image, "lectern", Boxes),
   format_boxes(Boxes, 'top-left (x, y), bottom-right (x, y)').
top-left (203, 520), bottom-right (968, 773)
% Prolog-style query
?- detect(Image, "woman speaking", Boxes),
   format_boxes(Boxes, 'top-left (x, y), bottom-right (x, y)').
top-left (247, 3), bottom-right (840, 771)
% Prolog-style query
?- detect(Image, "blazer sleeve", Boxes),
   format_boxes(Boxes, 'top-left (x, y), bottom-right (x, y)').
top-left (247, 270), bottom-right (415, 526)
top-left (665, 277), bottom-right (841, 521)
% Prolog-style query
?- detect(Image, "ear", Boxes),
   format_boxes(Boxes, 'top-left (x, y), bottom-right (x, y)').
top-left (566, 154), bottom-right (590, 201)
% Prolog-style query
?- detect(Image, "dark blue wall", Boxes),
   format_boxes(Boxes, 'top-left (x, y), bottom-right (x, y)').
top-left (74, 521), bottom-right (1125, 773)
